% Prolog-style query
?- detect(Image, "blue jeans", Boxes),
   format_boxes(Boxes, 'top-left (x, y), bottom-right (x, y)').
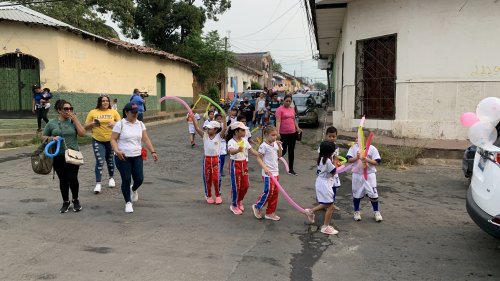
top-left (114, 155), bottom-right (143, 203)
top-left (269, 114), bottom-right (276, 126)
top-left (246, 120), bottom-right (254, 130)
top-left (256, 113), bottom-right (265, 126)
top-left (92, 139), bottom-right (114, 183)
top-left (138, 112), bottom-right (144, 122)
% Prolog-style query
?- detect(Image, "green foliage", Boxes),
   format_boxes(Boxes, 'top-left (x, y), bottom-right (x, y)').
top-left (313, 82), bottom-right (327, 91)
top-left (272, 59), bottom-right (282, 73)
top-left (177, 31), bottom-right (233, 88)
top-left (22, 0), bottom-right (138, 39)
top-left (207, 85), bottom-right (220, 102)
top-left (251, 81), bottom-right (263, 90)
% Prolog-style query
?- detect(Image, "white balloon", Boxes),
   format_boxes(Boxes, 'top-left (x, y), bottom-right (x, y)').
top-left (476, 97), bottom-right (500, 125)
top-left (468, 121), bottom-right (497, 147)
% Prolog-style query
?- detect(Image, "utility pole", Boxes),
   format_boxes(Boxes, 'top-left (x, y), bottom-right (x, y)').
top-left (223, 30), bottom-right (231, 101)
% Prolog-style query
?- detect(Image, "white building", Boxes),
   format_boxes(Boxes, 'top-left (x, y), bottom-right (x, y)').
top-left (312, 0), bottom-right (500, 140)
top-left (226, 63), bottom-right (262, 99)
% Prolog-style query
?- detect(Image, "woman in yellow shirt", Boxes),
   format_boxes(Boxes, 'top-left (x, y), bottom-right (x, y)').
top-left (85, 94), bottom-right (121, 194)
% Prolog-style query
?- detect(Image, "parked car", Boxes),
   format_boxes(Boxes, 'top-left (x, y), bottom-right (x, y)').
top-left (308, 90), bottom-right (326, 108)
top-left (466, 122), bottom-right (500, 239)
top-left (235, 90), bottom-right (262, 107)
top-left (292, 93), bottom-right (319, 127)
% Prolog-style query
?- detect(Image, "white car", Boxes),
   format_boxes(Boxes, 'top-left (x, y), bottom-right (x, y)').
top-left (466, 126), bottom-right (500, 239)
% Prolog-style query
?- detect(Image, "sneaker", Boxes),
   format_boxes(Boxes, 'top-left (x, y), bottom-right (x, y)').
top-left (304, 208), bottom-right (315, 224)
top-left (125, 202), bottom-right (134, 213)
top-left (252, 204), bottom-right (262, 219)
top-left (191, 142), bottom-right (195, 148)
top-left (36, 128), bottom-right (42, 132)
top-left (206, 197), bottom-right (215, 204)
top-left (321, 225), bottom-right (339, 235)
top-left (237, 201), bottom-right (244, 211)
top-left (354, 211), bottom-right (362, 221)
top-left (374, 211), bottom-right (383, 222)
top-left (108, 178), bottom-right (115, 188)
top-left (215, 196), bottom-right (222, 204)
top-left (333, 204), bottom-right (340, 211)
top-left (94, 183), bottom-right (102, 194)
top-left (59, 201), bottom-right (71, 213)
top-left (287, 170), bottom-right (298, 176)
top-left (264, 213), bottom-right (281, 221)
top-left (131, 187), bottom-right (138, 202)
top-left (229, 205), bottom-right (242, 215)
top-left (72, 199), bottom-right (82, 212)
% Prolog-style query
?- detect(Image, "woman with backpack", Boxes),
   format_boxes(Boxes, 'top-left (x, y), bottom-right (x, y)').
top-left (43, 99), bottom-right (86, 213)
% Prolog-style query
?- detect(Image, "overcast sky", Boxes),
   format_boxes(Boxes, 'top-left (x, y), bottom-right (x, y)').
top-left (203, 0), bottom-right (327, 84)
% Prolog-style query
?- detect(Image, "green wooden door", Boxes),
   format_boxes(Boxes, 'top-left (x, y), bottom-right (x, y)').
top-left (0, 53), bottom-right (40, 116)
top-left (157, 73), bottom-right (166, 111)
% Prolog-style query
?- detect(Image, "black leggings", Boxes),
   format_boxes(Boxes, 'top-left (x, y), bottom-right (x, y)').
top-left (36, 107), bottom-right (49, 129)
top-left (53, 154), bottom-right (80, 202)
top-left (280, 132), bottom-right (297, 171)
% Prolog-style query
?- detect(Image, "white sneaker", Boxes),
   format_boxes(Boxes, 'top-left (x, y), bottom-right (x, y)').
top-left (94, 183), bottom-right (102, 194)
top-left (108, 178), bottom-right (115, 188)
top-left (131, 187), bottom-right (138, 202)
top-left (125, 202), bottom-right (133, 213)
top-left (374, 211), bottom-right (383, 222)
top-left (354, 211), bottom-right (362, 221)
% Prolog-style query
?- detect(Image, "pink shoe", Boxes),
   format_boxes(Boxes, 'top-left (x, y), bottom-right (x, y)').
top-left (206, 197), bottom-right (215, 204)
top-left (252, 204), bottom-right (262, 219)
top-left (264, 213), bottom-right (281, 221)
top-left (321, 225), bottom-right (339, 235)
top-left (237, 201), bottom-right (244, 211)
top-left (215, 196), bottom-right (222, 204)
top-left (230, 205), bottom-right (242, 215)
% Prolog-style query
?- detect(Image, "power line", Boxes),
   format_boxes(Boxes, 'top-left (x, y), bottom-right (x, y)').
top-left (232, 36), bottom-right (307, 42)
top-left (260, 6), bottom-right (301, 50)
top-left (232, 0), bottom-right (301, 39)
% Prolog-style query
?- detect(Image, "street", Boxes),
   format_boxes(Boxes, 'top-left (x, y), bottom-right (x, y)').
top-left (0, 115), bottom-right (499, 281)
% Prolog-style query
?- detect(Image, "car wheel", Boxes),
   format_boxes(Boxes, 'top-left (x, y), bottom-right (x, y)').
top-left (314, 118), bottom-right (320, 128)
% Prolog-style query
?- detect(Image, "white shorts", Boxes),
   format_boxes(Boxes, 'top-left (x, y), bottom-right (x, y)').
top-left (188, 124), bottom-right (195, 134)
top-left (352, 173), bottom-right (378, 199)
top-left (316, 177), bottom-right (334, 204)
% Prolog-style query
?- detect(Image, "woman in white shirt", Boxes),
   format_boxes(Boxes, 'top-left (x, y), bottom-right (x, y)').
top-left (255, 92), bottom-right (267, 129)
top-left (111, 102), bottom-right (158, 213)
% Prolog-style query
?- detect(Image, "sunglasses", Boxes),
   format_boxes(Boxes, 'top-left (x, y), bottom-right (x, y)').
top-left (62, 107), bottom-right (74, 111)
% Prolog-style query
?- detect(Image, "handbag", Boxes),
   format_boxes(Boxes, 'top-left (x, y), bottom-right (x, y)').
top-left (59, 120), bottom-right (84, 165)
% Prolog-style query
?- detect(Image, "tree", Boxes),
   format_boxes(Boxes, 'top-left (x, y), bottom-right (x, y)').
top-left (313, 82), bottom-right (327, 91)
top-left (135, 0), bottom-right (231, 53)
top-left (22, 0), bottom-right (138, 39)
top-left (251, 81), bottom-right (263, 90)
top-left (272, 59), bottom-right (282, 73)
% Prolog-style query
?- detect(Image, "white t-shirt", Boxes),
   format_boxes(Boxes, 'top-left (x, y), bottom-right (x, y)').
top-left (347, 144), bottom-right (381, 174)
top-left (187, 113), bottom-right (200, 134)
top-left (227, 115), bottom-right (237, 126)
top-left (112, 119), bottom-right (145, 157)
top-left (203, 132), bottom-right (222, 156)
top-left (317, 158), bottom-right (336, 179)
top-left (203, 119), bottom-right (211, 128)
top-left (220, 138), bottom-right (227, 155)
top-left (257, 98), bottom-right (266, 113)
top-left (317, 143), bottom-right (341, 187)
top-left (258, 141), bottom-right (279, 177)
top-left (227, 138), bottom-right (251, 161)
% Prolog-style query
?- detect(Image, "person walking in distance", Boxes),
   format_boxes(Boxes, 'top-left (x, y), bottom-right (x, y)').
top-left (32, 84), bottom-right (50, 132)
top-left (275, 95), bottom-right (302, 176)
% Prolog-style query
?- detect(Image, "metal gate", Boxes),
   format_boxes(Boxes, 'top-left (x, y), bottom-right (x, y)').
top-left (0, 53), bottom-right (40, 117)
top-left (354, 34), bottom-right (397, 120)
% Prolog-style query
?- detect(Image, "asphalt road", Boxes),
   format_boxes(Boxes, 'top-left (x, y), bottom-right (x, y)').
top-left (0, 113), bottom-right (499, 281)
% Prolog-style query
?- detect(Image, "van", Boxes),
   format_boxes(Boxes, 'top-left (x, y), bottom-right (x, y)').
top-left (466, 122), bottom-right (500, 239)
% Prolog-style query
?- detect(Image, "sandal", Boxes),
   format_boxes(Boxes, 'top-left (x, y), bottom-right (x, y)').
top-left (304, 209), bottom-right (315, 224)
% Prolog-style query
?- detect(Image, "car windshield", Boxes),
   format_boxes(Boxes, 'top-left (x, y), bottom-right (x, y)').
top-left (241, 92), bottom-right (253, 99)
top-left (293, 97), bottom-right (308, 106)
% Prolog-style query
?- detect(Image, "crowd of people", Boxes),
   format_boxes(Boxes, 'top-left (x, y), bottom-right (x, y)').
top-left (37, 87), bottom-right (383, 236)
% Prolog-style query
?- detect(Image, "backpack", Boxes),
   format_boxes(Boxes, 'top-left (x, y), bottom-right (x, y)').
top-left (31, 139), bottom-right (54, 175)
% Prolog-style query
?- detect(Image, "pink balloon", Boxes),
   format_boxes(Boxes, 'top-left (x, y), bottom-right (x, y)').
top-left (159, 96), bottom-right (193, 115)
top-left (268, 173), bottom-right (305, 214)
top-left (278, 157), bottom-right (289, 173)
top-left (460, 112), bottom-right (480, 127)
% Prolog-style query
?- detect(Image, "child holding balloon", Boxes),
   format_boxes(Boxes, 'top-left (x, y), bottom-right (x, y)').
top-left (215, 114), bottom-right (227, 177)
top-left (319, 126), bottom-right (341, 210)
top-left (252, 126), bottom-right (282, 221)
top-left (304, 141), bottom-right (339, 235)
top-left (191, 113), bottom-right (227, 205)
top-left (226, 121), bottom-right (270, 215)
top-left (346, 135), bottom-right (382, 222)
top-left (186, 105), bottom-right (200, 147)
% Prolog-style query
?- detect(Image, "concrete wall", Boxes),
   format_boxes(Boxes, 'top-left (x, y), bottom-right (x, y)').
top-left (0, 22), bottom-right (194, 114)
top-left (227, 66), bottom-right (259, 98)
top-left (332, 0), bottom-right (500, 140)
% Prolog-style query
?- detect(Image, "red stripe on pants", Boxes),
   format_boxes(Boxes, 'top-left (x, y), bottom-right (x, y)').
top-left (204, 156), bottom-right (220, 197)
top-left (256, 176), bottom-right (279, 214)
top-left (231, 160), bottom-right (249, 206)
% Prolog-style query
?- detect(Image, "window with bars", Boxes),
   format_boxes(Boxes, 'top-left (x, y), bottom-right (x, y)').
top-left (355, 34), bottom-right (397, 120)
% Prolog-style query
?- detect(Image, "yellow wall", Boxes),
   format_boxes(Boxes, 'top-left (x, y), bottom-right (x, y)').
top-left (0, 22), bottom-right (194, 98)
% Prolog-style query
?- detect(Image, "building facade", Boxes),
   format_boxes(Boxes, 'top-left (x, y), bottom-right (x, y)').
top-left (0, 5), bottom-right (196, 118)
top-left (226, 63), bottom-right (262, 100)
top-left (312, 0), bottom-right (500, 140)
top-left (234, 52), bottom-right (273, 89)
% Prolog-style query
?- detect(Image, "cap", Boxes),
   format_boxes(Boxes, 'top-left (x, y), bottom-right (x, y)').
top-left (205, 121), bottom-right (221, 129)
top-left (123, 102), bottom-right (139, 113)
top-left (319, 141), bottom-right (337, 157)
top-left (32, 84), bottom-right (41, 89)
top-left (230, 121), bottom-right (248, 130)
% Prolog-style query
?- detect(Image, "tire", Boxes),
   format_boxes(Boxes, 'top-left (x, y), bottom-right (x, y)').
top-left (314, 118), bottom-right (320, 128)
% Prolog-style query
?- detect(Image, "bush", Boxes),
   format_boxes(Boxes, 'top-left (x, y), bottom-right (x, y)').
top-left (207, 86), bottom-right (220, 102)
top-left (376, 143), bottom-right (424, 169)
top-left (251, 81), bottom-right (263, 90)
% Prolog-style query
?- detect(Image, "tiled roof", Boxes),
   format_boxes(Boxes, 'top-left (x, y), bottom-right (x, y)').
top-left (0, 3), bottom-right (197, 67)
